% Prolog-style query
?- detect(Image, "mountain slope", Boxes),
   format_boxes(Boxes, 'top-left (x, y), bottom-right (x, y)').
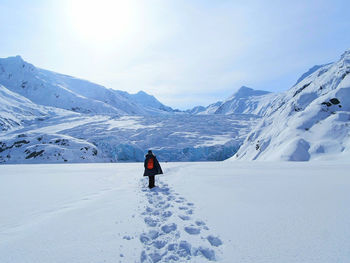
top-left (192, 86), bottom-right (278, 116)
top-left (209, 86), bottom-right (276, 115)
top-left (0, 56), bottom-right (173, 115)
top-left (233, 49), bottom-right (350, 161)
top-left (114, 90), bottom-right (175, 114)
top-left (294, 63), bottom-right (332, 86)
top-left (0, 56), bottom-right (123, 115)
top-left (128, 91), bottom-right (174, 112)
top-left (0, 84), bottom-right (73, 131)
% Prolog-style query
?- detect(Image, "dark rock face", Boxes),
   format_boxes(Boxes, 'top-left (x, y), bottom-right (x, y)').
top-left (330, 98), bottom-right (340, 105)
top-left (321, 101), bottom-right (332, 107)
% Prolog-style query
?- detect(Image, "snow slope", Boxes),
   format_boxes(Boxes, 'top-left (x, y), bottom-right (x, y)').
top-left (123, 90), bottom-right (174, 113)
top-left (1, 161), bottom-right (349, 262)
top-left (208, 86), bottom-right (277, 116)
top-left (0, 56), bottom-right (172, 115)
top-left (233, 50), bottom-right (350, 161)
top-left (294, 63), bottom-right (332, 86)
top-left (0, 84), bottom-right (73, 131)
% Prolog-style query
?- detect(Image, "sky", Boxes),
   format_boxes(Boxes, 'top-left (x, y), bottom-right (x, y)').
top-left (0, 0), bottom-right (350, 109)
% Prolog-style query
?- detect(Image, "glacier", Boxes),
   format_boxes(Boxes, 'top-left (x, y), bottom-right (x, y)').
top-left (0, 113), bottom-right (259, 163)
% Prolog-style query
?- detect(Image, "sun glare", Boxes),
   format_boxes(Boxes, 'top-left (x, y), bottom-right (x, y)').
top-left (68, 0), bottom-right (136, 43)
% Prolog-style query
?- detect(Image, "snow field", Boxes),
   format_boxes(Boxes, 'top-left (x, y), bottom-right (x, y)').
top-left (165, 161), bottom-right (350, 262)
top-left (0, 161), bottom-right (349, 262)
top-left (0, 163), bottom-right (145, 262)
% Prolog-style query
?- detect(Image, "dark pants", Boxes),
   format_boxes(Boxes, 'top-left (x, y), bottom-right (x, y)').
top-left (148, 175), bottom-right (155, 188)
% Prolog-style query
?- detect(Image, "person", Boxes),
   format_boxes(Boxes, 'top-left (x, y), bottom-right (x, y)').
top-left (143, 150), bottom-right (163, 188)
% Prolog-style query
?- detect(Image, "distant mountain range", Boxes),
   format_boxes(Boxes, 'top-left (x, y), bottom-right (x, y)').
top-left (0, 49), bottom-right (349, 163)
top-left (188, 86), bottom-right (278, 116)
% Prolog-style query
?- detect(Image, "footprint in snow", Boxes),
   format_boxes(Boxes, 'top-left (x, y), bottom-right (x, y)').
top-left (184, 226), bottom-right (201, 235)
top-left (139, 179), bottom-right (223, 262)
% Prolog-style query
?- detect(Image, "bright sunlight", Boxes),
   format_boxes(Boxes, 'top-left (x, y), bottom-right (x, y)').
top-left (67, 0), bottom-right (137, 43)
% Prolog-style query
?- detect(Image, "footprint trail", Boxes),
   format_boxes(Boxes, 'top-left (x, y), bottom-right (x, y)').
top-left (139, 180), bottom-right (223, 262)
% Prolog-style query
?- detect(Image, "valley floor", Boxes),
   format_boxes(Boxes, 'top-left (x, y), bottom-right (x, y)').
top-left (0, 161), bottom-right (349, 262)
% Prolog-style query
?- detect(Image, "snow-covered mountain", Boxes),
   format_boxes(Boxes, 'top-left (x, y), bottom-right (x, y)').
top-left (0, 56), bottom-right (261, 163)
top-left (186, 105), bottom-right (207, 115)
top-left (233, 50), bottom-right (350, 161)
top-left (1, 49), bottom-right (350, 163)
top-left (190, 86), bottom-right (278, 116)
top-left (111, 90), bottom-right (177, 115)
top-left (127, 91), bottom-right (174, 113)
top-left (0, 58), bottom-right (259, 163)
top-left (0, 56), bottom-right (173, 115)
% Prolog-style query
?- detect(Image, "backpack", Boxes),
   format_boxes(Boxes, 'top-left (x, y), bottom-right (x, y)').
top-left (147, 157), bottom-right (154, 169)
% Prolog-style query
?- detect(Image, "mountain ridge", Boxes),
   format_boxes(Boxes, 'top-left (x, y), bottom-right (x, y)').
top-left (188, 85), bottom-right (276, 116)
top-left (0, 56), bottom-right (174, 116)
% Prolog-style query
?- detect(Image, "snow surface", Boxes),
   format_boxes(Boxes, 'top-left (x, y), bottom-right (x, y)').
top-left (233, 49), bottom-right (350, 161)
top-left (294, 63), bottom-right (332, 86)
top-left (1, 161), bottom-right (349, 262)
